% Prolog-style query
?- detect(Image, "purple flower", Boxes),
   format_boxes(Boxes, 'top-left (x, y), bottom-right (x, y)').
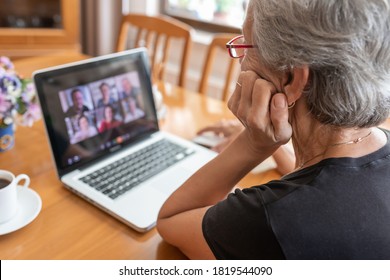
top-left (1, 72), bottom-right (22, 93)
top-left (0, 92), bottom-right (11, 113)
top-left (0, 56), bottom-right (40, 127)
top-left (0, 56), bottom-right (14, 70)
top-left (19, 103), bottom-right (41, 127)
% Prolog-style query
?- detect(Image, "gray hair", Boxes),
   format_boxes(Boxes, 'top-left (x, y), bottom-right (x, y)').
top-left (251, 0), bottom-right (390, 127)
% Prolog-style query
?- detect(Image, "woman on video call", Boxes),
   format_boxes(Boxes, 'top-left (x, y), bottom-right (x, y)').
top-left (73, 114), bottom-right (98, 143)
top-left (157, 0), bottom-right (390, 259)
top-left (98, 105), bottom-right (123, 133)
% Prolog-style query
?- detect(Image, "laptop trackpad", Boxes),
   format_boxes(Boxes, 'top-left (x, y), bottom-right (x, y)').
top-left (149, 167), bottom-right (193, 195)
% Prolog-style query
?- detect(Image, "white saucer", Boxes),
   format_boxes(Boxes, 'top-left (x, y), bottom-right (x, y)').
top-left (0, 186), bottom-right (42, 235)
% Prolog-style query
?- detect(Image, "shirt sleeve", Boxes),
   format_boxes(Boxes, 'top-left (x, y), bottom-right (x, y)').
top-left (202, 187), bottom-right (285, 259)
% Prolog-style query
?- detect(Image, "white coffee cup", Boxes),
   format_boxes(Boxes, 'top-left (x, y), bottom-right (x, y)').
top-left (0, 170), bottom-right (30, 224)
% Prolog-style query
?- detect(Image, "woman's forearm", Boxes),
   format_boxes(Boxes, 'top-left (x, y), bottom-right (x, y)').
top-left (157, 131), bottom-right (277, 220)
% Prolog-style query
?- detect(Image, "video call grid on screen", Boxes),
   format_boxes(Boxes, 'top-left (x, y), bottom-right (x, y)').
top-left (60, 71), bottom-right (145, 145)
top-left (35, 53), bottom-right (159, 174)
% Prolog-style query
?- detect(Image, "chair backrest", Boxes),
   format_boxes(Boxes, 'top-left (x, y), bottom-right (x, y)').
top-left (116, 13), bottom-right (193, 87)
top-left (198, 33), bottom-right (240, 101)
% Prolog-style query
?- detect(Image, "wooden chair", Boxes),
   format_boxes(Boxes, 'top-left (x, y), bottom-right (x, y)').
top-left (116, 13), bottom-right (193, 87)
top-left (198, 33), bottom-right (240, 101)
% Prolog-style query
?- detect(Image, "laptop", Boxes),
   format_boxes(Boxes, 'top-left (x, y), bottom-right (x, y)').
top-left (33, 48), bottom-right (216, 232)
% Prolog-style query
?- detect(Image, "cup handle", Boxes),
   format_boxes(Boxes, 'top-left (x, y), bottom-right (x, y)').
top-left (14, 174), bottom-right (30, 189)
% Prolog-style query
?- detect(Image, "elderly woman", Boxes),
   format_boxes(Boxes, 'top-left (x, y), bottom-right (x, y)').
top-left (157, 0), bottom-right (390, 259)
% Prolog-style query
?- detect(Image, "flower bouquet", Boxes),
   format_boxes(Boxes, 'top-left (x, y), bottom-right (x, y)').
top-left (0, 56), bottom-right (41, 151)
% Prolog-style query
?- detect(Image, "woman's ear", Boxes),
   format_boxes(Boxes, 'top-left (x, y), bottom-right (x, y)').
top-left (283, 65), bottom-right (309, 105)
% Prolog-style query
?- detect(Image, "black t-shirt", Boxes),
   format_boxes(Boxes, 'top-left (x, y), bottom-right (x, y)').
top-left (202, 129), bottom-right (390, 259)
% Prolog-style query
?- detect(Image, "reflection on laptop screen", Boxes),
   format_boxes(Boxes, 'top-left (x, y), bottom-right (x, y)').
top-left (34, 50), bottom-right (158, 175)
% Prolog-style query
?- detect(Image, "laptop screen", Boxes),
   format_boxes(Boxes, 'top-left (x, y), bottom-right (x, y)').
top-left (34, 49), bottom-right (159, 176)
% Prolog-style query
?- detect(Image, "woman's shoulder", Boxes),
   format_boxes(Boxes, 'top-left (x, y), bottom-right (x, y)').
top-left (203, 186), bottom-right (287, 259)
top-left (99, 120), bottom-right (108, 129)
top-left (240, 180), bottom-right (302, 205)
top-left (209, 180), bottom-right (302, 213)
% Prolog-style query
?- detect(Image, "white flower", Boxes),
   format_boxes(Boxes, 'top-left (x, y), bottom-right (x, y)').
top-left (3, 116), bottom-right (13, 125)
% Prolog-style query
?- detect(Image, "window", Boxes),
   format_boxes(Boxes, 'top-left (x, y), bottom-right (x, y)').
top-left (162, 0), bottom-right (248, 33)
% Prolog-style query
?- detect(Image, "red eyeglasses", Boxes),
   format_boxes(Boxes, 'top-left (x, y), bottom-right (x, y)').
top-left (226, 35), bottom-right (257, 58)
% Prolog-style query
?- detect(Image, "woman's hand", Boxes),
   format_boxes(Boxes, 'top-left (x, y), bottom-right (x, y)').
top-left (197, 119), bottom-right (243, 152)
top-left (228, 71), bottom-right (292, 155)
top-left (197, 119), bottom-right (243, 138)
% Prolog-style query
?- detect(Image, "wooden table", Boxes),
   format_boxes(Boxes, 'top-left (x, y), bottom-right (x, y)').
top-left (0, 52), bottom-right (281, 259)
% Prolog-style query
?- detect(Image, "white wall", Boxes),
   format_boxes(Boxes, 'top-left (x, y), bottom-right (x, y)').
top-left (81, 0), bottom-right (122, 56)
top-left (122, 0), bottom-right (160, 15)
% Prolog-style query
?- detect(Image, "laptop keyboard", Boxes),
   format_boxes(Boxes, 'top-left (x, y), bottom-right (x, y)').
top-left (80, 139), bottom-right (195, 199)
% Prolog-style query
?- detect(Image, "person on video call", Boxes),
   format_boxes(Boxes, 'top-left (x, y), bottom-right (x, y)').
top-left (98, 104), bottom-right (123, 133)
top-left (65, 88), bottom-right (90, 117)
top-left (157, 0), bottom-right (390, 259)
top-left (97, 82), bottom-right (116, 107)
top-left (122, 97), bottom-right (145, 123)
top-left (120, 77), bottom-right (143, 109)
top-left (73, 114), bottom-right (98, 142)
